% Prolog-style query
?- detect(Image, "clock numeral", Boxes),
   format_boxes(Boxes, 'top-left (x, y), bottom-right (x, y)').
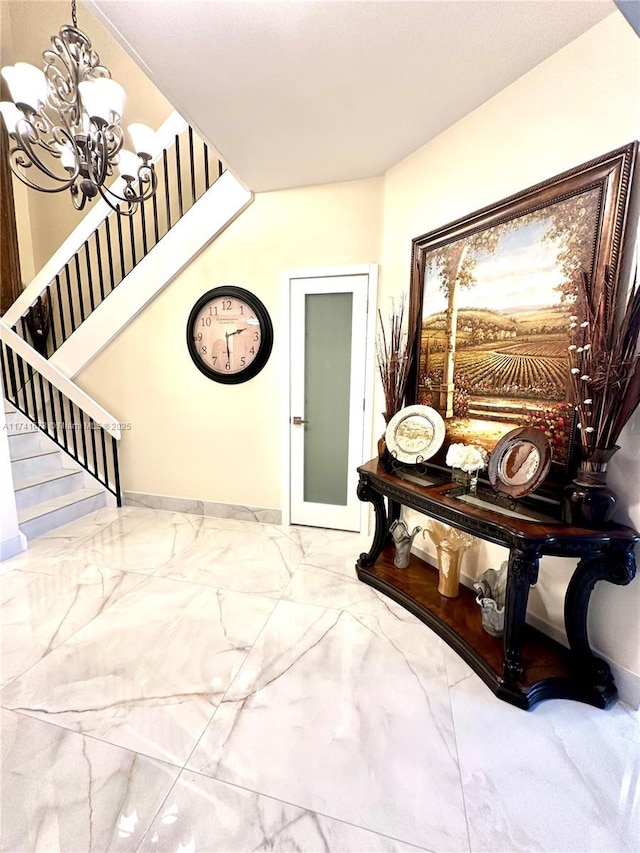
top-left (201, 317), bottom-right (211, 327)
top-left (222, 299), bottom-right (232, 311)
top-left (225, 362), bottom-right (231, 370)
top-left (201, 346), bottom-right (207, 355)
top-left (212, 356), bottom-right (217, 364)
top-left (253, 332), bottom-right (259, 341)
top-left (241, 357), bottom-right (246, 367)
top-left (250, 347), bottom-right (255, 355)
top-left (196, 333), bottom-right (202, 341)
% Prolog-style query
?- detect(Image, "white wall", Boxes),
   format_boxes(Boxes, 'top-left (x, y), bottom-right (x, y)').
top-left (76, 177), bottom-right (384, 510)
top-left (381, 12), bottom-right (640, 704)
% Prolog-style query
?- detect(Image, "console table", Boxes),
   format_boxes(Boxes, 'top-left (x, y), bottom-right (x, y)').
top-left (355, 459), bottom-right (638, 709)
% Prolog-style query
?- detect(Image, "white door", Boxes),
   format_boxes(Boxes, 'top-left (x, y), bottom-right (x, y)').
top-left (286, 269), bottom-right (375, 531)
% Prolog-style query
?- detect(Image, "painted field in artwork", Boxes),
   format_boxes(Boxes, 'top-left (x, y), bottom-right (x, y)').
top-left (417, 188), bottom-right (601, 460)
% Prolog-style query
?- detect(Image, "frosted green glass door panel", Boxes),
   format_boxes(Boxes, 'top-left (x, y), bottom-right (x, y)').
top-left (303, 292), bottom-right (353, 505)
top-left (289, 270), bottom-right (372, 531)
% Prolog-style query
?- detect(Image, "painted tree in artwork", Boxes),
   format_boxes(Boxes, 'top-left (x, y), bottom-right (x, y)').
top-left (425, 226), bottom-right (504, 416)
top-left (422, 188), bottom-right (600, 418)
top-left (541, 192), bottom-right (599, 303)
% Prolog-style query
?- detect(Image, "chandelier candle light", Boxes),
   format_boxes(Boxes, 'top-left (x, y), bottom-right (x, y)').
top-left (0, 0), bottom-right (158, 214)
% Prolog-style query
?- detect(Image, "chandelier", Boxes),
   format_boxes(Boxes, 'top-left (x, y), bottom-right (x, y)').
top-left (0, 0), bottom-right (157, 215)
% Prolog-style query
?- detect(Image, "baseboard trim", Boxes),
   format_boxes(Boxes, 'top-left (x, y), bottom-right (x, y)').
top-left (1, 531), bottom-right (27, 562)
top-left (122, 491), bottom-right (282, 525)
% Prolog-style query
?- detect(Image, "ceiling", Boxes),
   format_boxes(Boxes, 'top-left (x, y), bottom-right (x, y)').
top-left (81, 2), bottom-right (623, 191)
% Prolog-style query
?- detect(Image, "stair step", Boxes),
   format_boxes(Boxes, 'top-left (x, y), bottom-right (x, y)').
top-left (18, 488), bottom-right (107, 540)
top-left (13, 468), bottom-right (85, 511)
top-left (7, 427), bottom-right (43, 458)
top-left (10, 447), bottom-right (61, 480)
top-left (3, 406), bottom-right (19, 423)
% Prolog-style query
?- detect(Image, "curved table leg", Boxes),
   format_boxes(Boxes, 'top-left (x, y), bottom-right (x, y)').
top-left (503, 547), bottom-right (540, 681)
top-left (564, 546), bottom-right (636, 699)
top-left (357, 478), bottom-right (389, 568)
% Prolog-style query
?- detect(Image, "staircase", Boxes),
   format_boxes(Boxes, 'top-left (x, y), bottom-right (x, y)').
top-left (5, 402), bottom-right (110, 539)
top-left (1, 115), bottom-right (252, 547)
top-left (4, 114), bottom-right (251, 377)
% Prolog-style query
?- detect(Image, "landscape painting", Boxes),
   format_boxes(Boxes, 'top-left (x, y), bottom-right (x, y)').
top-left (413, 187), bottom-right (601, 466)
top-left (408, 144), bottom-right (637, 498)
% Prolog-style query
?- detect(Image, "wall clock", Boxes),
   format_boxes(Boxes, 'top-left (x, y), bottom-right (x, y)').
top-left (186, 286), bottom-right (273, 384)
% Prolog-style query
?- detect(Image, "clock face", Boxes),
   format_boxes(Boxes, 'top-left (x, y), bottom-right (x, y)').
top-left (186, 287), bottom-right (273, 384)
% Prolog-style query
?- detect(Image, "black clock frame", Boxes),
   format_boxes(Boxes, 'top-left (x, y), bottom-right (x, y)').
top-left (186, 286), bottom-right (274, 384)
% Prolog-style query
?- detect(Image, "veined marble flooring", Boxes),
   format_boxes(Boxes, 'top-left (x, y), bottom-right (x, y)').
top-left (1, 508), bottom-right (638, 853)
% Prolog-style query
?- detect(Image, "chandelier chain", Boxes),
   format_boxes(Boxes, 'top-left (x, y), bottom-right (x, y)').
top-left (71, 0), bottom-right (77, 28)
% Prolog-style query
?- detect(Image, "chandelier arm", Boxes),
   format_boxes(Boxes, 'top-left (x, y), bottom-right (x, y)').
top-left (85, 122), bottom-right (124, 188)
top-left (94, 180), bottom-right (133, 215)
top-left (9, 119), bottom-right (79, 187)
top-left (96, 161), bottom-right (158, 206)
top-left (8, 149), bottom-right (77, 193)
top-left (17, 109), bottom-right (66, 159)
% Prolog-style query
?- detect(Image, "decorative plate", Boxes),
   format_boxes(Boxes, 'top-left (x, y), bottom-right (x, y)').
top-left (385, 405), bottom-right (445, 464)
top-left (488, 426), bottom-right (552, 498)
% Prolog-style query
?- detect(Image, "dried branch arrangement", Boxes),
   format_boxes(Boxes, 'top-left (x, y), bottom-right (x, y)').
top-left (568, 267), bottom-right (640, 453)
top-left (376, 294), bottom-right (414, 421)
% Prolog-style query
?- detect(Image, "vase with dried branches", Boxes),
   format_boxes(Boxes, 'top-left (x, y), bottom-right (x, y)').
top-left (376, 294), bottom-right (414, 461)
top-left (564, 268), bottom-right (640, 527)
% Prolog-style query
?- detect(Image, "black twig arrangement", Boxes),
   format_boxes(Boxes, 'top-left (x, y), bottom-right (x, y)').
top-left (568, 267), bottom-right (640, 454)
top-left (376, 294), bottom-right (414, 422)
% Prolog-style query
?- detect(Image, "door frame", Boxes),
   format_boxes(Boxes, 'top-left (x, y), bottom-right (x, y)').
top-left (281, 264), bottom-right (378, 531)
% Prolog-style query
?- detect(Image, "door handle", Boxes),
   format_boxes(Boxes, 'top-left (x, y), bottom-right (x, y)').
top-left (292, 416), bottom-right (308, 425)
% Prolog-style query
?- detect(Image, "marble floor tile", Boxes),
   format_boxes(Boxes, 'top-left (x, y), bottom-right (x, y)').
top-left (2, 577), bottom-right (277, 764)
top-left (156, 523), bottom-right (304, 596)
top-left (187, 599), bottom-right (468, 852)
top-left (1, 507), bottom-right (125, 569)
top-left (283, 563), bottom-right (420, 623)
top-left (449, 671), bottom-right (640, 852)
top-left (1, 558), bottom-right (144, 687)
top-left (61, 509), bottom-right (212, 574)
top-left (1, 708), bottom-right (180, 853)
top-left (137, 769), bottom-right (430, 852)
top-left (2, 507), bottom-right (636, 853)
top-left (293, 527), bottom-right (374, 580)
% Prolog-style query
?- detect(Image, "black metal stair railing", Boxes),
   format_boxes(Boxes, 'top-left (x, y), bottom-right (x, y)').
top-left (1, 339), bottom-right (121, 505)
top-left (13, 125), bottom-right (224, 358)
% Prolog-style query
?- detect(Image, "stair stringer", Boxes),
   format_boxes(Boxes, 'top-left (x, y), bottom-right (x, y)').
top-left (50, 171), bottom-right (253, 380)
